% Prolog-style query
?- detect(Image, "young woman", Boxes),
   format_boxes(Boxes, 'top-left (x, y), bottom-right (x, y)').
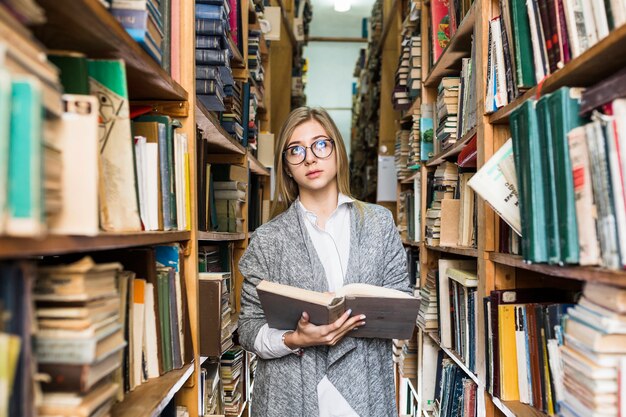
top-left (238, 107), bottom-right (411, 417)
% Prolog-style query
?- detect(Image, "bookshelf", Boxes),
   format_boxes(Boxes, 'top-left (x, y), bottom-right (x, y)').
top-left (33, 0), bottom-right (188, 100)
top-left (0, 0), bottom-right (294, 414)
top-left (353, 0), bottom-right (626, 416)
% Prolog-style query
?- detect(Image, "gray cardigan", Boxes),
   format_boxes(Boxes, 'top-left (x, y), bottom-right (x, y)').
top-left (238, 201), bottom-right (411, 417)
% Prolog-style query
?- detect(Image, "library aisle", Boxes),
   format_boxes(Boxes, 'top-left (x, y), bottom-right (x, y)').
top-left (1, 0), bottom-right (626, 416)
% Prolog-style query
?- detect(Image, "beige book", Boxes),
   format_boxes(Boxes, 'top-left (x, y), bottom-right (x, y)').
top-left (439, 199), bottom-right (460, 247)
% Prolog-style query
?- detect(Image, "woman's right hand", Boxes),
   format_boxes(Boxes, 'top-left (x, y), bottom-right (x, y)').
top-left (283, 310), bottom-right (366, 349)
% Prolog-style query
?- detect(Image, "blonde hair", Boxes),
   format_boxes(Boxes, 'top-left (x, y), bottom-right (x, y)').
top-left (270, 107), bottom-right (354, 219)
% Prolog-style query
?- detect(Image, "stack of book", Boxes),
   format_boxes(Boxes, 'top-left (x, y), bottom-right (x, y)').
top-left (435, 77), bottom-right (460, 152)
top-left (220, 346), bottom-right (245, 415)
top-left (34, 258), bottom-right (124, 417)
top-left (248, 29), bottom-right (263, 83)
top-left (425, 162), bottom-right (458, 246)
top-left (221, 81), bottom-right (244, 143)
top-left (201, 362), bottom-right (222, 415)
top-left (510, 86), bottom-right (626, 269)
top-left (485, 0), bottom-right (625, 113)
top-left (559, 282), bottom-right (626, 417)
top-left (456, 172), bottom-right (476, 248)
top-left (195, 1), bottom-right (232, 112)
top-left (407, 109), bottom-right (421, 168)
top-left (393, 37), bottom-right (411, 110)
top-left (395, 127), bottom-right (412, 180)
top-left (400, 337), bottom-right (418, 380)
top-left (398, 189), bottom-right (412, 241)
top-left (111, 0), bottom-right (164, 64)
top-left (212, 165), bottom-right (247, 233)
top-left (417, 269), bottom-right (439, 332)
top-left (199, 270), bottom-right (236, 357)
top-left (407, 35), bottom-right (422, 100)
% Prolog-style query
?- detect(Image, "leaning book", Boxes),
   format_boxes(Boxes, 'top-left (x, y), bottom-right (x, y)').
top-left (256, 280), bottom-right (420, 339)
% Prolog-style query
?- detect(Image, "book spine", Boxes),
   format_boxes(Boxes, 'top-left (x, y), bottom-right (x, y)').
top-left (195, 49), bottom-right (228, 65)
top-left (196, 79), bottom-right (221, 95)
top-left (195, 4), bottom-right (224, 20)
top-left (196, 35), bottom-right (222, 50)
top-left (195, 18), bottom-right (225, 36)
top-left (110, 8), bottom-right (149, 30)
top-left (156, 123), bottom-right (173, 231)
top-left (556, 0), bottom-right (571, 65)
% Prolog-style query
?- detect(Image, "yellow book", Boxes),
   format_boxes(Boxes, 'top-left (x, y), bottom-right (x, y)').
top-left (498, 304), bottom-right (520, 400)
top-left (184, 151), bottom-right (191, 231)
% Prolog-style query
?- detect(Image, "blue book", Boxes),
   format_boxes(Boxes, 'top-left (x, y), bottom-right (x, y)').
top-left (156, 245), bottom-right (180, 272)
top-left (420, 115), bottom-right (434, 161)
top-left (0, 67), bottom-right (11, 232)
top-left (195, 3), bottom-right (226, 20)
top-left (8, 77), bottom-right (43, 236)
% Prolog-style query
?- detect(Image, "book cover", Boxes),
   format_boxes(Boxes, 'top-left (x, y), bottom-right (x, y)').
top-left (49, 95), bottom-right (100, 236)
top-left (256, 280), bottom-right (420, 340)
top-left (87, 59), bottom-right (141, 232)
top-left (431, 0), bottom-right (450, 64)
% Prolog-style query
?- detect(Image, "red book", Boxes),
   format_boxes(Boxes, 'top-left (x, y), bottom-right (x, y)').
top-left (431, 0), bottom-right (451, 64)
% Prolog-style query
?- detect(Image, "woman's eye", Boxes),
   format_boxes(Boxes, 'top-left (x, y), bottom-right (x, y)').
top-left (315, 141), bottom-right (327, 150)
top-left (290, 147), bottom-right (304, 155)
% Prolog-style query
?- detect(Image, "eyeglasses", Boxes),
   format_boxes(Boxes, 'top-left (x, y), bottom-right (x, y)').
top-left (282, 138), bottom-right (335, 165)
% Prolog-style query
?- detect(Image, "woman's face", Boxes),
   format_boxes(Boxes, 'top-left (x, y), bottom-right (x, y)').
top-left (284, 119), bottom-right (338, 195)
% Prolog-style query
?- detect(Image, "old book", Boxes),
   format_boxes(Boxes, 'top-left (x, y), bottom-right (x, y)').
top-left (256, 280), bottom-right (420, 340)
top-left (439, 199), bottom-right (461, 247)
top-left (39, 381), bottom-right (118, 417)
top-left (87, 59), bottom-right (141, 232)
top-left (48, 95), bottom-right (99, 236)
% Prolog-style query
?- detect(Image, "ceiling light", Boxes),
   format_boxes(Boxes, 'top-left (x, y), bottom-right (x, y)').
top-left (334, 0), bottom-right (350, 13)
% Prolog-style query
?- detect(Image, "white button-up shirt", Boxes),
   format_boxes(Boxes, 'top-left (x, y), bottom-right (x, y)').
top-left (253, 193), bottom-right (359, 417)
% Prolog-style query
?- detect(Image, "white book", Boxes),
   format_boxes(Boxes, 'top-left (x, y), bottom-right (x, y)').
top-left (143, 283), bottom-right (160, 379)
top-left (421, 332), bottom-right (440, 411)
top-left (610, 0), bottom-right (626, 27)
top-left (145, 143), bottom-right (159, 231)
top-left (581, 0), bottom-right (599, 48)
top-left (514, 305), bottom-right (530, 404)
top-left (174, 133), bottom-right (184, 231)
top-left (134, 136), bottom-right (149, 231)
top-left (527, 0), bottom-right (547, 81)
top-left (131, 279), bottom-right (145, 389)
top-left (605, 116), bottom-right (626, 268)
top-left (491, 17), bottom-right (508, 108)
top-left (591, 0), bottom-right (610, 40)
top-left (437, 259), bottom-right (476, 348)
top-left (468, 138), bottom-right (521, 235)
top-left (563, 0), bottom-right (589, 58)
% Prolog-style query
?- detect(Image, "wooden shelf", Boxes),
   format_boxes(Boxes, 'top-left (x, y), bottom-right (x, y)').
top-left (423, 4), bottom-right (476, 88)
top-left (400, 169), bottom-right (421, 184)
top-left (111, 363), bottom-right (194, 417)
top-left (489, 252), bottom-right (626, 287)
top-left (489, 23), bottom-right (626, 124)
top-left (0, 231), bottom-right (191, 259)
top-left (197, 231), bottom-right (246, 241)
top-left (402, 239), bottom-right (421, 248)
top-left (248, 153), bottom-right (270, 176)
top-left (426, 244), bottom-right (478, 258)
top-left (426, 126), bottom-right (476, 167)
top-left (196, 103), bottom-right (246, 155)
top-left (491, 398), bottom-right (549, 417)
top-left (425, 332), bottom-right (480, 386)
top-left (33, 0), bottom-right (187, 101)
top-left (228, 35), bottom-right (246, 68)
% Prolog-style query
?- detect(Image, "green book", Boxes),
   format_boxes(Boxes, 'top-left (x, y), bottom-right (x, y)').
top-left (548, 87), bottom-right (586, 264)
top-left (48, 51), bottom-right (90, 95)
top-left (509, 0), bottom-right (536, 88)
top-left (510, 99), bottom-right (548, 263)
top-left (87, 59), bottom-right (142, 231)
top-left (536, 95), bottom-right (561, 264)
top-left (157, 269), bottom-right (173, 372)
top-left (8, 76), bottom-right (43, 236)
top-left (0, 67), bottom-right (11, 234)
top-left (135, 115), bottom-right (182, 230)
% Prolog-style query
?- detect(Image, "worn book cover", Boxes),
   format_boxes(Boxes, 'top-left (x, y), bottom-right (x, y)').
top-left (256, 280), bottom-right (420, 340)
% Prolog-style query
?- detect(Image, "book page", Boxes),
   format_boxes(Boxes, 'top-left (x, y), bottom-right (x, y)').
top-left (339, 283), bottom-right (414, 299)
top-left (256, 280), bottom-right (341, 306)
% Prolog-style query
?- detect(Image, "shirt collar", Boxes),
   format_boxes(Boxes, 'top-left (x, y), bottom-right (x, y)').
top-left (296, 193), bottom-right (354, 219)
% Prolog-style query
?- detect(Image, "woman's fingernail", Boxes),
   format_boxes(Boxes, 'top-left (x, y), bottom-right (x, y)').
top-left (347, 309), bottom-right (352, 315)
top-left (361, 315), bottom-right (366, 320)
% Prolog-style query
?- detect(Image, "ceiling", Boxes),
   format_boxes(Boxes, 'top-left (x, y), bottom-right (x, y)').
top-left (309, 0), bottom-right (377, 38)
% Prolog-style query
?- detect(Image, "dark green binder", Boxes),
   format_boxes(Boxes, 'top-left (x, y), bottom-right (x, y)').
top-left (536, 95), bottom-right (561, 264)
top-left (511, 99), bottom-right (548, 263)
top-left (548, 88), bottom-right (585, 264)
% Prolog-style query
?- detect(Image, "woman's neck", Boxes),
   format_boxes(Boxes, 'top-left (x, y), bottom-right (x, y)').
top-left (299, 185), bottom-right (339, 228)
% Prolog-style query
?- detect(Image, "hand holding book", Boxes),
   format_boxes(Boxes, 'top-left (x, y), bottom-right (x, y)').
top-left (283, 310), bottom-right (367, 349)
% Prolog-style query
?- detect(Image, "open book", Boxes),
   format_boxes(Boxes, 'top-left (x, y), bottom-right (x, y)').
top-left (256, 280), bottom-right (420, 340)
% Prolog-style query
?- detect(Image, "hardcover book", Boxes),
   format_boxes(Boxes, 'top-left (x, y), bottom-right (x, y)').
top-left (256, 280), bottom-right (420, 340)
